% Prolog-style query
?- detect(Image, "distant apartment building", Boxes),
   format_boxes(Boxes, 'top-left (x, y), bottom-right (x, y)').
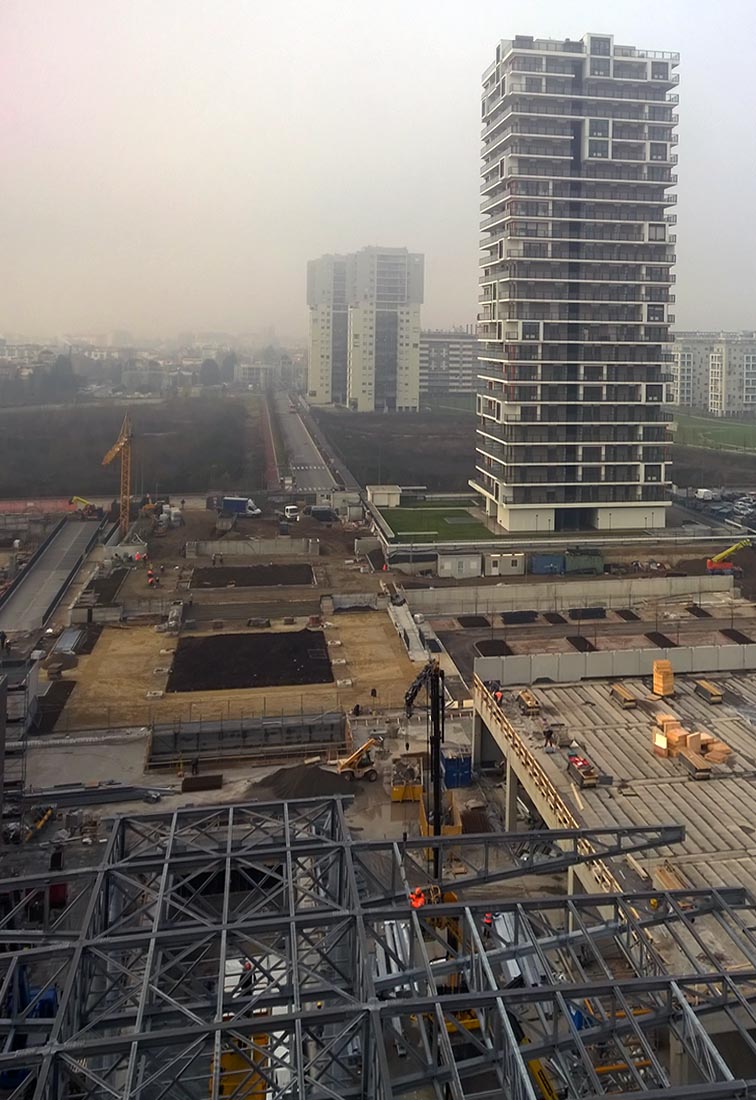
top-left (235, 361), bottom-right (276, 391)
top-left (307, 254), bottom-right (349, 405)
top-left (473, 32), bottom-right (678, 533)
top-left (672, 332), bottom-right (756, 416)
top-left (419, 329), bottom-right (479, 395)
top-left (307, 246), bottom-right (424, 412)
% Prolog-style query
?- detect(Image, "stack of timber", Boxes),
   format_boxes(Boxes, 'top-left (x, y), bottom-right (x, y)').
top-left (652, 660), bottom-right (675, 698)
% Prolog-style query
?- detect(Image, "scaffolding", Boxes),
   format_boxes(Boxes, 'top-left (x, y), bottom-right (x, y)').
top-left (1, 799), bottom-right (756, 1098)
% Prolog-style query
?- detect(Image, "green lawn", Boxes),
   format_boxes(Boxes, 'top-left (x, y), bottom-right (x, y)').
top-left (420, 393), bottom-right (476, 414)
top-left (381, 507), bottom-right (492, 543)
top-left (676, 411), bottom-right (756, 451)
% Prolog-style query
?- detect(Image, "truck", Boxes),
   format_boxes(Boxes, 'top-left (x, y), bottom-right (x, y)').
top-left (222, 497), bottom-right (262, 517)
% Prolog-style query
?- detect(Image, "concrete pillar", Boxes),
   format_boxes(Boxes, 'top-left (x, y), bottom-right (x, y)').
top-left (472, 713), bottom-right (483, 767)
top-left (505, 758), bottom-right (519, 832)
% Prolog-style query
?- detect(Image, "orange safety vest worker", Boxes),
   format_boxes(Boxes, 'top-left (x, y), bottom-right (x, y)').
top-left (409, 888), bottom-right (426, 910)
top-left (483, 912), bottom-right (493, 927)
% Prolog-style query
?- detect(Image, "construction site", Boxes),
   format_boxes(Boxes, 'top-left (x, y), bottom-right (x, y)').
top-left (5, 401), bottom-right (756, 1096)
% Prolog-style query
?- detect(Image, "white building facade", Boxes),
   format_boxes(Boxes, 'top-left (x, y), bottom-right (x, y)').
top-left (671, 332), bottom-right (756, 416)
top-left (473, 33), bottom-right (678, 533)
top-left (419, 330), bottom-right (479, 395)
top-left (307, 247), bottom-right (423, 413)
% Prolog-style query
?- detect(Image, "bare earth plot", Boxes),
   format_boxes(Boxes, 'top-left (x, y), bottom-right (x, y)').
top-left (190, 564), bottom-right (314, 588)
top-left (54, 615), bottom-right (417, 730)
top-left (166, 630), bottom-right (333, 692)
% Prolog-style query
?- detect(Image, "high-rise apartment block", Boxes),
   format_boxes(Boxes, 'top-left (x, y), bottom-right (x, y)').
top-left (307, 247), bottom-right (423, 412)
top-left (419, 330), bottom-right (479, 395)
top-left (671, 332), bottom-right (756, 416)
top-left (473, 33), bottom-right (678, 532)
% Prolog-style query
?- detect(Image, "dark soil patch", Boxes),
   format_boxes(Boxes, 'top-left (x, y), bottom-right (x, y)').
top-left (567, 636), bottom-right (596, 653)
top-left (645, 632), bottom-right (677, 648)
top-left (191, 564), bottom-right (314, 588)
top-left (461, 807), bottom-right (491, 833)
top-left (167, 629), bottom-right (333, 692)
top-left (32, 681), bottom-right (76, 734)
top-left (543, 612), bottom-right (566, 625)
top-left (673, 444), bottom-right (756, 489)
top-left (77, 624), bottom-right (103, 654)
top-left (458, 615), bottom-right (489, 628)
top-left (501, 610), bottom-right (538, 624)
top-left (312, 407), bottom-right (475, 492)
top-left (721, 628), bottom-right (755, 644)
top-left (476, 640), bottom-right (513, 657)
top-left (252, 764), bottom-right (357, 800)
top-left (568, 607), bottom-right (606, 621)
top-left (686, 604), bottom-right (711, 619)
top-left (615, 609), bottom-right (640, 622)
top-left (84, 568), bottom-right (128, 606)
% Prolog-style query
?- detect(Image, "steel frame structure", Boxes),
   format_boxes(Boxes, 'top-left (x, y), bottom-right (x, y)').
top-left (1, 798), bottom-right (756, 1099)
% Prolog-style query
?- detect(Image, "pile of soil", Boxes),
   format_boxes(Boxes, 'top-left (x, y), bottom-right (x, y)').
top-left (458, 615), bottom-right (489, 628)
top-left (252, 764), bottom-right (358, 800)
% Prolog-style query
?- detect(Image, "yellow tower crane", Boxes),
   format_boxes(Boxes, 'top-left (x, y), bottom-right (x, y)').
top-left (102, 414), bottom-right (133, 538)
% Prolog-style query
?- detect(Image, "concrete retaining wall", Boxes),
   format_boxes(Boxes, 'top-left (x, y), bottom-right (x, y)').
top-left (331, 592), bottom-right (388, 611)
top-left (186, 538), bottom-right (320, 558)
top-left (404, 575), bottom-right (732, 615)
top-left (354, 537), bottom-right (381, 556)
top-left (70, 605), bottom-right (123, 625)
top-left (149, 710), bottom-right (346, 763)
top-left (475, 643), bottom-right (756, 686)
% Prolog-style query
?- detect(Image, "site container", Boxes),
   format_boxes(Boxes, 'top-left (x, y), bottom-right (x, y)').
top-left (484, 552), bottom-right (525, 577)
top-left (564, 550), bottom-right (604, 576)
top-left (441, 749), bottom-right (472, 789)
top-left (529, 552), bottom-right (565, 576)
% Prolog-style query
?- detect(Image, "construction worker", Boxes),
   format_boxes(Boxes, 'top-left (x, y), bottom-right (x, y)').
top-left (409, 887), bottom-right (426, 910)
top-left (494, 689), bottom-right (504, 705)
top-left (483, 912), bottom-right (493, 941)
top-left (543, 727), bottom-right (555, 751)
top-left (238, 960), bottom-right (253, 995)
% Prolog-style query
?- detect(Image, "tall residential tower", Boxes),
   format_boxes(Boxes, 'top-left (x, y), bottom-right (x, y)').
top-left (472, 33), bottom-right (678, 532)
top-left (307, 247), bottom-right (423, 412)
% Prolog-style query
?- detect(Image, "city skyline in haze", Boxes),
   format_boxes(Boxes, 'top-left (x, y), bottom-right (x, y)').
top-left (2, 0), bottom-right (755, 341)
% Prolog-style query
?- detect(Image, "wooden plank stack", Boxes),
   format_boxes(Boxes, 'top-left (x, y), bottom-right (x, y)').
top-left (652, 660), bottom-right (675, 697)
top-left (651, 711), bottom-right (734, 768)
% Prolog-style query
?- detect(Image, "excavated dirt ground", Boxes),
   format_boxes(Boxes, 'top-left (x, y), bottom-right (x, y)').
top-left (190, 564), bottom-right (314, 588)
top-left (53, 613), bottom-right (417, 730)
top-left (166, 629), bottom-right (333, 692)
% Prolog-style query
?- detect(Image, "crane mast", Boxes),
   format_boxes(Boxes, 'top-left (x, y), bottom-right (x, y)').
top-left (102, 414), bottom-right (133, 539)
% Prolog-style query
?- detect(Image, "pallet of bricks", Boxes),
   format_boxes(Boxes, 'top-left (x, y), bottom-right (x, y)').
top-left (652, 712), bottom-right (734, 775)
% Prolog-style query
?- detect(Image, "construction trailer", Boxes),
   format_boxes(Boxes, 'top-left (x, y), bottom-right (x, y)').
top-left (4, 798), bottom-right (756, 1097)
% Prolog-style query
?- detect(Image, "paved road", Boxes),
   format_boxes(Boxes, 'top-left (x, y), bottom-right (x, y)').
top-left (274, 393), bottom-right (337, 492)
top-left (0, 519), bottom-right (100, 633)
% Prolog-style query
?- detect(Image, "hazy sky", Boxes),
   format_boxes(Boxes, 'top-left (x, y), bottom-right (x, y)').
top-left (2, 0), bottom-right (755, 342)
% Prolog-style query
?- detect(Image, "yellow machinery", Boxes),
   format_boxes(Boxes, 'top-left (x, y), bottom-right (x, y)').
top-left (707, 538), bottom-right (753, 575)
top-left (391, 753), bottom-right (424, 802)
top-left (337, 736), bottom-right (382, 782)
top-left (102, 414), bottom-right (133, 539)
top-left (69, 495), bottom-right (95, 511)
top-left (210, 1034), bottom-right (268, 1099)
